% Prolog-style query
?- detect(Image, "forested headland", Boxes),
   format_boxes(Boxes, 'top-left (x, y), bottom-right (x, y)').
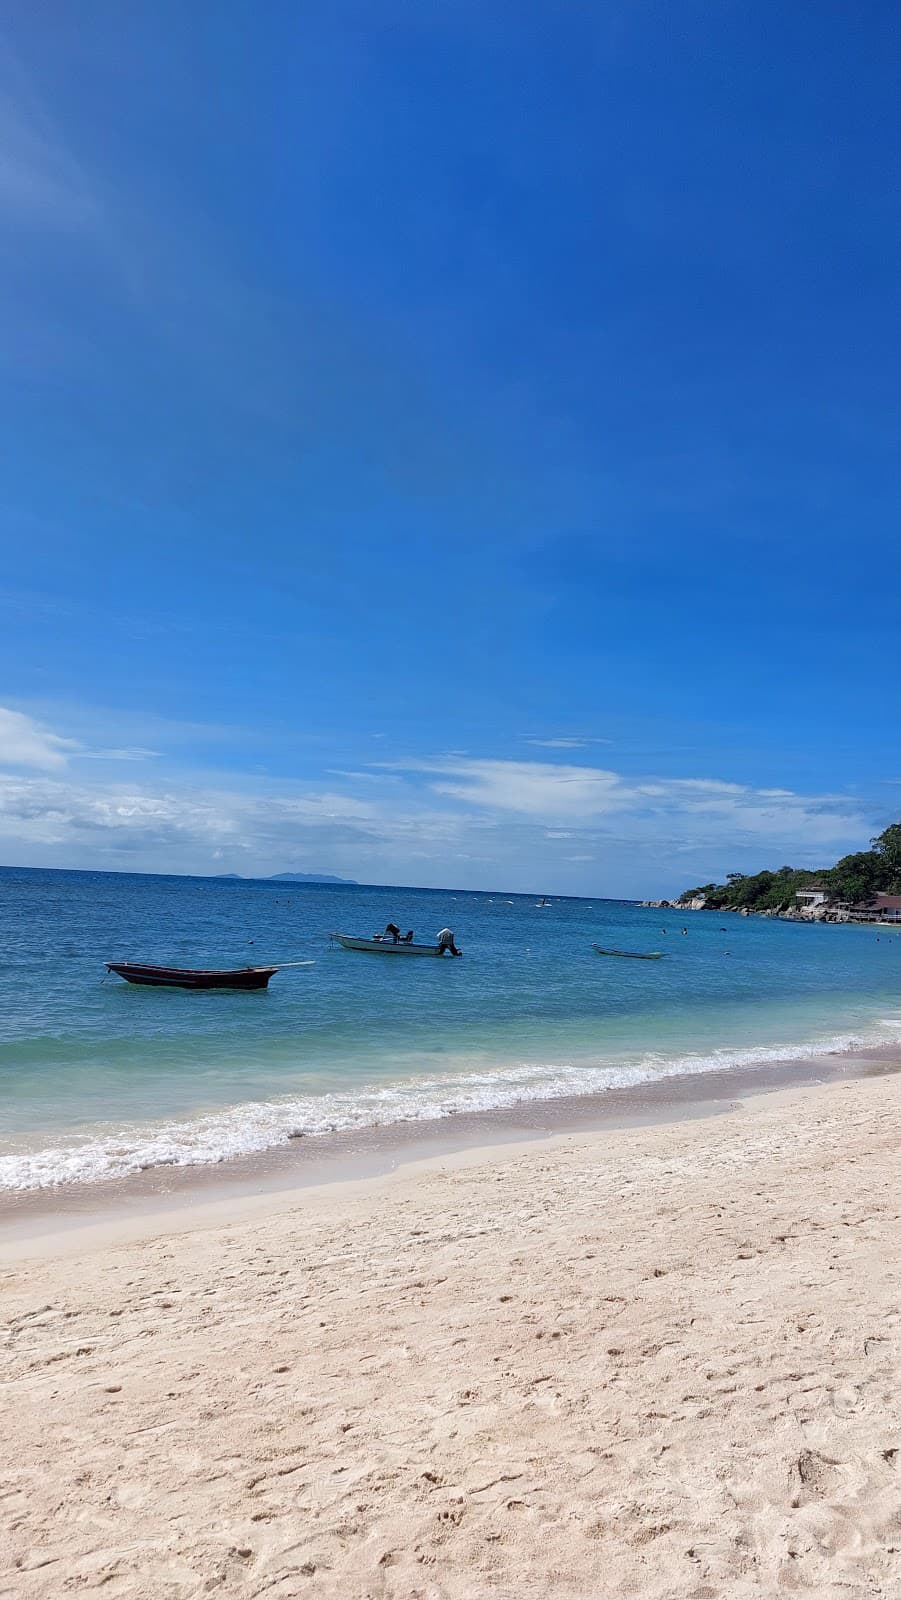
top-left (679, 823), bottom-right (901, 913)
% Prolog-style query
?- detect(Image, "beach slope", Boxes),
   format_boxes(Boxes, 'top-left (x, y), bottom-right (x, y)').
top-left (3, 1074), bottom-right (900, 1598)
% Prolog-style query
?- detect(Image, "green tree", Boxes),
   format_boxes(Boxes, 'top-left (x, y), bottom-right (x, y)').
top-left (825, 852), bottom-right (882, 906)
top-left (873, 823), bottom-right (901, 887)
top-left (676, 821), bottom-right (901, 913)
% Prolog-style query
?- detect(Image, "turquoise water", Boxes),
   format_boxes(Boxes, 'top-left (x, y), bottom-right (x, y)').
top-left (1, 866), bottom-right (900, 1190)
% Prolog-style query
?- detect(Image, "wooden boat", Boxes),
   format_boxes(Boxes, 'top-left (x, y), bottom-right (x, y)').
top-left (106, 962), bottom-right (278, 990)
top-left (592, 946), bottom-right (664, 961)
top-left (332, 933), bottom-right (450, 957)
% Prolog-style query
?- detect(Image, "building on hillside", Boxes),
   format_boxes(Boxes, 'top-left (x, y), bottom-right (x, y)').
top-left (794, 883), bottom-right (830, 912)
top-left (849, 892), bottom-right (901, 924)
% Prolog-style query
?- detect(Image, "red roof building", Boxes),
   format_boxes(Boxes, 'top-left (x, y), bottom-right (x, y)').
top-left (851, 892), bottom-right (901, 922)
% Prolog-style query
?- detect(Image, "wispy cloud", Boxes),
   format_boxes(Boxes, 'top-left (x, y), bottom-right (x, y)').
top-left (0, 770), bottom-right (473, 878)
top-left (0, 34), bottom-right (533, 521)
top-left (0, 707), bottom-right (79, 770)
top-left (76, 747), bottom-right (160, 763)
top-left (0, 64), bottom-right (101, 236)
top-left (0, 705), bottom-right (169, 772)
top-left (0, 96), bottom-right (96, 233)
top-left (524, 736), bottom-right (612, 749)
top-left (325, 769), bottom-right (402, 783)
top-left (380, 755), bottom-right (870, 850)
top-left (0, 708), bottom-right (881, 892)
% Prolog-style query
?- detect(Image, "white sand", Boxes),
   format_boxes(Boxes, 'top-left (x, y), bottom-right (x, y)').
top-left (2, 1073), bottom-right (900, 1598)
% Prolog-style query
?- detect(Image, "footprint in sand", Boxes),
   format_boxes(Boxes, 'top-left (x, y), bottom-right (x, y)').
top-left (831, 1384), bottom-right (862, 1416)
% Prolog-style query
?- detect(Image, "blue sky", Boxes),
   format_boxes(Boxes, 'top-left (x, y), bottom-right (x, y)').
top-left (0, 2), bottom-right (899, 895)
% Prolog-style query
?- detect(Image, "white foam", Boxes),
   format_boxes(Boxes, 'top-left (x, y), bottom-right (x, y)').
top-left (4, 1016), bottom-right (901, 1192)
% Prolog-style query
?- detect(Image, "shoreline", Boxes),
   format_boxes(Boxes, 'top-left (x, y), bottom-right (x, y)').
top-left (3, 1041), bottom-right (899, 1260)
top-left (4, 1068), bottom-right (900, 1596)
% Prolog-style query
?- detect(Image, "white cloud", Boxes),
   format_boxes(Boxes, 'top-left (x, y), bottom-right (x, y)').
top-left (0, 707), bottom-right (79, 770)
top-left (524, 736), bottom-right (611, 749)
top-left (325, 768), bottom-right (402, 783)
top-left (666, 778), bottom-right (745, 795)
top-left (381, 755), bottom-right (870, 852)
top-left (0, 708), bottom-right (882, 895)
top-left (0, 771), bottom-right (473, 880)
top-left (0, 705), bottom-right (168, 771)
top-left (425, 759), bottom-right (629, 818)
top-left (76, 747), bottom-right (160, 762)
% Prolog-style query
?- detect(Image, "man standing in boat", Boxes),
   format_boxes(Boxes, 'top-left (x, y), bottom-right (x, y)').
top-left (437, 927), bottom-right (461, 957)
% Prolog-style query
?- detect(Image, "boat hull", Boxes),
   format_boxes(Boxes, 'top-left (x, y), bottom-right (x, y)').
top-left (332, 933), bottom-right (446, 957)
top-left (106, 963), bottom-right (278, 990)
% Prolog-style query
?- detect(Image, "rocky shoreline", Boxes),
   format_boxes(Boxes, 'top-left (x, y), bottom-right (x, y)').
top-left (638, 898), bottom-right (894, 926)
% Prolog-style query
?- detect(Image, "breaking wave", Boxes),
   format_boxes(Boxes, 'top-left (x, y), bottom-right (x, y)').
top-left (3, 1015), bottom-right (901, 1192)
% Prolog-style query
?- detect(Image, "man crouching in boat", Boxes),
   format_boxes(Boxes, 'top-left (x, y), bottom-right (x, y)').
top-left (437, 927), bottom-right (462, 957)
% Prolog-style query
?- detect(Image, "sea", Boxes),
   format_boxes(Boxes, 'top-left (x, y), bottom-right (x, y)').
top-left (2, 866), bottom-right (900, 1193)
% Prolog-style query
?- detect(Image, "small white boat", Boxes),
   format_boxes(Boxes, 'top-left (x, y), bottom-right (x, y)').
top-left (332, 932), bottom-right (450, 957)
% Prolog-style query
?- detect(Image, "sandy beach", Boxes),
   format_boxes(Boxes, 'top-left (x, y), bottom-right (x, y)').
top-left (3, 1072), bottom-right (900, 1599)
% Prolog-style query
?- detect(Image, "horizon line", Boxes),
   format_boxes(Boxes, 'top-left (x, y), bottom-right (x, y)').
top-left (0, 861), bottom-right (634, 904)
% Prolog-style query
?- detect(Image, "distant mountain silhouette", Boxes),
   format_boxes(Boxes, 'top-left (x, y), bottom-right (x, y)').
top-left (270, 872), bottom-right (358, 884)
top-left (212, 871), bottom-right (357, 884)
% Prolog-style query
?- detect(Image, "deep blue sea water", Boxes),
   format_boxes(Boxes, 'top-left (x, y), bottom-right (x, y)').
top-left (1, 866), bottom-right (900, 1190)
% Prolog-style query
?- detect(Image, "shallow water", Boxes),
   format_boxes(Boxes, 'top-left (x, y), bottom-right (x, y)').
top-left (2, 866), bottom-right (900, 1189)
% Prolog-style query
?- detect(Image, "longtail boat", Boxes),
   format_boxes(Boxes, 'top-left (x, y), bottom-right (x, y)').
top-left (332, 933), bottom-right (453, 957)
top-left (106, 962), bottom-right (278, 990)
top-left (592, 946), bottom-right (665, 961)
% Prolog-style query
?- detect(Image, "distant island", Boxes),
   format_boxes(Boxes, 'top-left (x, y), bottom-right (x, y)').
top-left (648, 822), bottom-right (901, 922)
top-left (213, 871), bottom-right (358, 885)
top-left (270, 872), bottom-right (358, 884)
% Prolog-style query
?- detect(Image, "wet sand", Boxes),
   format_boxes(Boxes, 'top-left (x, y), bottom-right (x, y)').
top-left (2, 1043), bottom-right (899, 1255)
